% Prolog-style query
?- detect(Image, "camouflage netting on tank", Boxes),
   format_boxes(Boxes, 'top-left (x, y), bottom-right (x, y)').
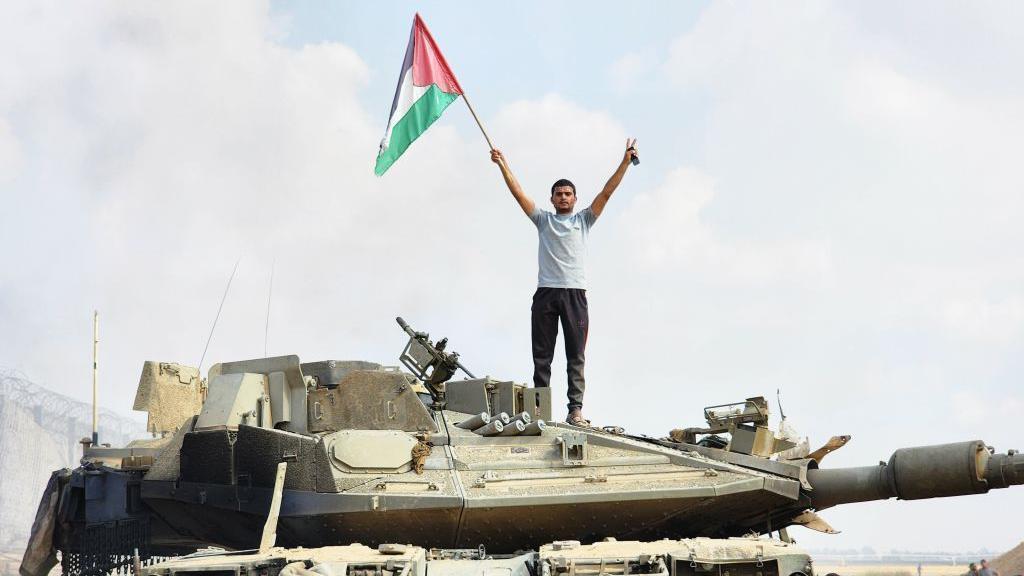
top-left (143, 417), bottom-right (196, 481)
top-left (0, 370), bottom-right (144, 550)
top-left (133, 362), bottom-right (202, 435)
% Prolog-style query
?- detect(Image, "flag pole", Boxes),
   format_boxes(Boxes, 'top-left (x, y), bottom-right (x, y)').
top-left (461, 94), bottom-right (494, 151)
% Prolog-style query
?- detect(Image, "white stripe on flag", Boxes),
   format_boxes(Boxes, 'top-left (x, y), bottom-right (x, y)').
top-left (381, 67), bottom-right (431, 151)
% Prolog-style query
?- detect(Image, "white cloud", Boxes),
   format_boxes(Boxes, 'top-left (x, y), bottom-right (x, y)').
top-left (0, 117), bottom-right (20, 184)
top-left (843, 61), bottom-right (953, 122)
top-left (939, 297), bottom-right (1024, 344)
top-left (621, 167), bottom-right (832, 286)
top-left (491, 93), bottom-right (628, 196)
top-left (656, 0), bottom-right (1024, 552)
top-left (623, 167), bottom-right (716, 264)
top-left (607, 50), bottom-right (655, 95)
top-left (951, 389), bottom-right (1024, 428)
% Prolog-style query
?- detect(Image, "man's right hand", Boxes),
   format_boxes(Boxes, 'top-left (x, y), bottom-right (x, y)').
top-left (490, 147), bottom-right (535, 217)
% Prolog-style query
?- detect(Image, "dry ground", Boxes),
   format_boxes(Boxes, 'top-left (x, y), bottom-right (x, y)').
top-left (816, 541), bottom-right (1024, 576)
top-left (814, 564), bottom-right (971, 576)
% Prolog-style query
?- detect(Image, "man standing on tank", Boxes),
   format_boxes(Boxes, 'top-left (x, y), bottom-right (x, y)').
top-left (490, 139), bottom-right (638, 426)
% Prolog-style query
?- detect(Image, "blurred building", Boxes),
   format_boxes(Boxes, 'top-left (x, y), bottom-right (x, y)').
top-left (0, 370), bottom-right (144, 556)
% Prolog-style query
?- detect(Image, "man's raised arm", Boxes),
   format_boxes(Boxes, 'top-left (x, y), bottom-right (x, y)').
top-left (491, 149), bottom-right (535, 217)
top-left (590, 138), bottom-right (637, 218)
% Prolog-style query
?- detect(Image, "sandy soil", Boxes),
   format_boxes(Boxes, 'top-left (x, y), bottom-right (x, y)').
top-left (814, 564), bottom-right (973, 576)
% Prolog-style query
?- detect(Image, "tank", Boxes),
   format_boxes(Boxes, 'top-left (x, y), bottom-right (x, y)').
top-left (20, 318), bottom-right (1024, 576)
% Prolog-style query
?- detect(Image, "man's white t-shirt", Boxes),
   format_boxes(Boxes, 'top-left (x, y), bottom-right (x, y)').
top-left (529, 206), bottom-right (598, 289)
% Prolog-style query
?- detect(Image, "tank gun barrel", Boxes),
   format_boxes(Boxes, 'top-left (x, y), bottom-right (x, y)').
top-left (807, 440), bottom-right (1024, 510)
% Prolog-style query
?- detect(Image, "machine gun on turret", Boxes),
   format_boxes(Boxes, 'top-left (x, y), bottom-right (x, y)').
top-left (396, 317), bottom-right (475, 409)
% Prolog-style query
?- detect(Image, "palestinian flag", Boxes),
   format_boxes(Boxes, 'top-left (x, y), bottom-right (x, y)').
top-left (375, 14), bottom-right (464, 176)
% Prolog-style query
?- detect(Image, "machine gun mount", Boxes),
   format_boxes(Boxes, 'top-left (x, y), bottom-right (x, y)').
top-left (396, 316), bottom-right (475, 409)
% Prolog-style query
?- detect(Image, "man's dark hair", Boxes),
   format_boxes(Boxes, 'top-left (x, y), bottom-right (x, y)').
top-left (551, 178), bottom-right (576, 197)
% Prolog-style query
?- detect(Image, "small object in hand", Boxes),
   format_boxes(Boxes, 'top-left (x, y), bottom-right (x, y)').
top-left (628, 146), bottom-right (640, 166)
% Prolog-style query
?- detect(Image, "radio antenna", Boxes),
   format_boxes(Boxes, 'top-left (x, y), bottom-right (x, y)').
top-left (264, 259), bottom-right (275, 357)
top-left (198, 258), bottom-right (240, 372)
top-left (776, 388), bottom-right (787, 421)
top-left (91, 310), bottom-right (99, 445)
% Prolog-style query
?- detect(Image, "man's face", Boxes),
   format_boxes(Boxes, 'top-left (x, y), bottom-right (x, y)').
top-left (550, 185), bottom-right (577, 214)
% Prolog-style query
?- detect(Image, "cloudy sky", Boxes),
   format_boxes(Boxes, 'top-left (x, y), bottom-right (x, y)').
top-left (1, 0), bottom-right (1021, 553)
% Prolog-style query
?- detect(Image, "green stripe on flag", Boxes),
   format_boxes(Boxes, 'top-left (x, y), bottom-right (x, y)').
top-left (375, 84), bottom-right (460, 176)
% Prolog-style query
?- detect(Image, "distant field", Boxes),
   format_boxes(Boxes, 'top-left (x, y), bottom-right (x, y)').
top-left (814, 564), bottom-right (968, 576)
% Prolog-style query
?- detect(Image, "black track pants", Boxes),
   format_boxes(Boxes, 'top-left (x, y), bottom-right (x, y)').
top-left (531, 287), bottom-right (588, 410)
